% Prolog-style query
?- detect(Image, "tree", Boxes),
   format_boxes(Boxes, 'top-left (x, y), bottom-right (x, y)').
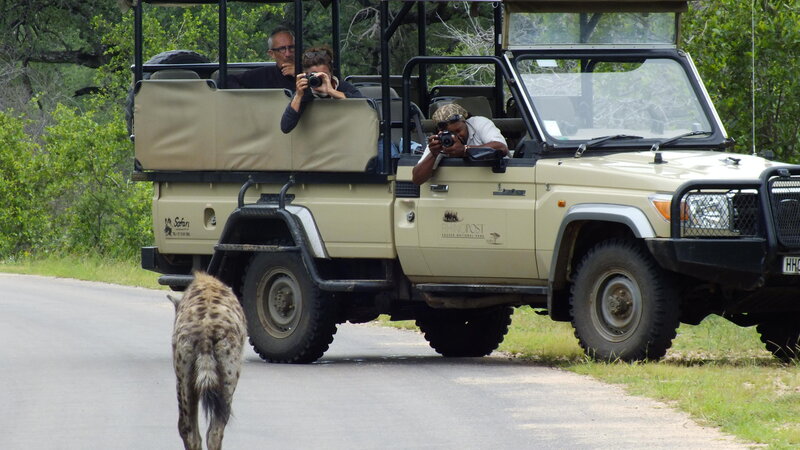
top-left (683, 1), bottom-right (800, 162)
top-left (0, 0), bottom-right (117, 109)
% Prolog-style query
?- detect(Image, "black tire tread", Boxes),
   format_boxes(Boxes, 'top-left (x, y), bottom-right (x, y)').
top-left (242, 250), bottom-right (337, 364)
top-left (569, 238), bottom-right (680, 362)
top-left (756, 319), bottom-right (800, 363)
top-left (416, 306), bottom-right (513, 357)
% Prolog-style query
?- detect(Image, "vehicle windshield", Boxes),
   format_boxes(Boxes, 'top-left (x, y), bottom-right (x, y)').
top-left (516, 56), bottom-right (713, 144)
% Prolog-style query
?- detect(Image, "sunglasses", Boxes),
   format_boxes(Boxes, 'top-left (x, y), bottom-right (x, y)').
top-left (303, 50), bottom-right (329, 59)
top-left (437, 114), bottom-right (465, 131)
top-left (270, 45), bottom-right (295, 53)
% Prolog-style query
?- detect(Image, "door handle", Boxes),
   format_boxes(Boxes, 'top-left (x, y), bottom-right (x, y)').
top-left (430, 184), bottom-right (449, 193)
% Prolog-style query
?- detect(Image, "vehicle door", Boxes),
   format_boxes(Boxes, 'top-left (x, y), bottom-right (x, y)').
top-left (395, 157), bottom-right (538, 282)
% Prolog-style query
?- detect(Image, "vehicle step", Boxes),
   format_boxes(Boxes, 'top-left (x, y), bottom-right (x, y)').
top-left (214, 244), bottom-right (300, 252)
top-left (415, 284), bottom-right (548, 295)
top-left (158, 274), bottom-right (194, 287)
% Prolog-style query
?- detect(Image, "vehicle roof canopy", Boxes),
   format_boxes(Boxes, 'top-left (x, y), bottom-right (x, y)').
top-left (124, 0), bottom-right (687, 11)
top-left (503, 0), bottom-right (687, 13)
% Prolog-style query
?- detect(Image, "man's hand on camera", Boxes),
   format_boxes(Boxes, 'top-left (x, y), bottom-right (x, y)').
top-left (428, 133), bottom-right (466, 158)
top-left (441, 140), bottom-right (467, 157)
top-left (427, 134), bottom-right (443, 156)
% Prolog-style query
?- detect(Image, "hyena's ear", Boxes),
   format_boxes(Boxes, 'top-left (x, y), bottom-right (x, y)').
top-left (167, 294), bottom-right (181, 309)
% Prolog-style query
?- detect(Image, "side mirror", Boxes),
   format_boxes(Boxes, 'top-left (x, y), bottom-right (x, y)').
top-left (760, 150), bottom-right (776, 160)
top-left (465, 147), bottom-right (508, 173)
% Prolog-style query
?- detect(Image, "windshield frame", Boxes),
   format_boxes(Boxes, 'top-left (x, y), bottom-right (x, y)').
top-left (509, 48), bottom-right (727, 155)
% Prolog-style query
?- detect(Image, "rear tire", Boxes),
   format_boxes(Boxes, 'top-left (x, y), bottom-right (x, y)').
top-left (242, 252), bottom-right (337, 364)
top-left (757, 318), bottom-right (800, 362)
top-left (416, 306), bottom-right (513, 357)
top-left (570, 239), bottom-right (679, 362)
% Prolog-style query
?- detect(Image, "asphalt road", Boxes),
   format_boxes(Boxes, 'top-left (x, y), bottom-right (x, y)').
top-left (0, 274), bottom-right (747, 449)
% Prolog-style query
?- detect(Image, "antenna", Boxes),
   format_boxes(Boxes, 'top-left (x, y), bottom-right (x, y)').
top-left (751, 0), bottom-right (757, 156)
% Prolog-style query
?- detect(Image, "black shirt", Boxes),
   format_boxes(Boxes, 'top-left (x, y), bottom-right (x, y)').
top-left (280, 80), bottom-right (364, 134)
top-left (227, 65), bottom-right (295, 91)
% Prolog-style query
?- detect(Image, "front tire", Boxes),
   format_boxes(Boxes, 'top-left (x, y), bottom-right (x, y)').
top-left (416, 306), bottom-right (513, 357)
top-left (242, 252), bottom-right (337, 363)
top-left (570, 239), bottom-right (679, 362)
top-left (757, 318), bottom-right (800, 362)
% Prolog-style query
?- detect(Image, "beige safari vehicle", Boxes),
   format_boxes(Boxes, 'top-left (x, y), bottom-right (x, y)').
top-left (134, 0), bottom-right (800, 363)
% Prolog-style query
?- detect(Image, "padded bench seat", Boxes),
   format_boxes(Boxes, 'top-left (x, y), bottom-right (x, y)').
top-left (134, 79), bottom-right (379, 172)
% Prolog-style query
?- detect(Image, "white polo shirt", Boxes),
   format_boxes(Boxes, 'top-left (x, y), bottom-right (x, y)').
top-left (416, 116), bottom-right (507, 163)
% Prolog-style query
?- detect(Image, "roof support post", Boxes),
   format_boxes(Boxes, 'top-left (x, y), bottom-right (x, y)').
top-left (417, 1), bottom-right (427, 109)
top-left (294, 0), bottom-right (303, 75)
top-left (218, 0), bottom-right (228, 88)
top-left (134, 0), bottom-right (143, 83)
top-left (380, 0), bottom-right (391, 173)
top-left (494, 2), bottom-right (503, 117)
top-left (332, 0), bottom-right (341, 79)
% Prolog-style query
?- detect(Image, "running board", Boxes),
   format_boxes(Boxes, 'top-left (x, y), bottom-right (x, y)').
top-left (415, 284), bottom-right (548, 295)
top-left (158, 274), bottom-right (194, 288)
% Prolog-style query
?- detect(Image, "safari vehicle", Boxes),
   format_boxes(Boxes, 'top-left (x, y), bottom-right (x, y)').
top-left (133, 0), bottom-right (800, 363)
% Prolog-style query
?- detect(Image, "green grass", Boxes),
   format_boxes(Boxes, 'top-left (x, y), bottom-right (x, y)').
top-left (382, 307), bottom-right (799, 448)
top-left (3, 256), bottom-right (798, 447)
top-left (0, 253), bottom-right (164, 290)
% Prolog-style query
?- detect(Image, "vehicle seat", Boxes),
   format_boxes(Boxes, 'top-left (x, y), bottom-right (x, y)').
top-left (354, 84), bottom-right (400, 99)
top-left (429, 96), bottom-right (493, 119)
top-left (150, 69), bottom-right (201, 80)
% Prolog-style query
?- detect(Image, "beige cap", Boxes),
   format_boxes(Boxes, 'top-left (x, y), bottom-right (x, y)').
top-left (431, 102), bottom-right (468, 123)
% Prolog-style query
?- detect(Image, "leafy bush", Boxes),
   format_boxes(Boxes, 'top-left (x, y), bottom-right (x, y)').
top-left (38, 103), bottom-right (152, 258)
top-left (0, 103), bottom-right (151, 260)
top-left (0, 111), bottom-right (47, 256)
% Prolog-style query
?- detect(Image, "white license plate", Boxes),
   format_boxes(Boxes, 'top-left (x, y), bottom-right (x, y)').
top-left (783, 256), bottom-right (800, 274)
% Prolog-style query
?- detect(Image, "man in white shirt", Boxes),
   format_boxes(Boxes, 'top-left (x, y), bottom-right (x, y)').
top-left (412, 103), bottom-right (508, 185)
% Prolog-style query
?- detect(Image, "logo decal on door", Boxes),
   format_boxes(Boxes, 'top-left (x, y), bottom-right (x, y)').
top-left (443, 210), bottom-right (461, 222)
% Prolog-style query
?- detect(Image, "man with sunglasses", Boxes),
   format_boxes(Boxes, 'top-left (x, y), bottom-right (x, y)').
top-left (412, 103), bottom-right (508, 185)
top-left (228, 27), bottom-right (296, 90)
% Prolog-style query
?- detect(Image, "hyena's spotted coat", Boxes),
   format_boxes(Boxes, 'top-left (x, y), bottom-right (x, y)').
top-left (169, 272), bottom-right (246, 450)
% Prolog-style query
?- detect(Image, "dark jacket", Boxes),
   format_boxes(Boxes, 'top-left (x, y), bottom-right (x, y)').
top-left (227, 65), bottom-right (295, 91)
top-left (280, 80), bottom-right (363, 134)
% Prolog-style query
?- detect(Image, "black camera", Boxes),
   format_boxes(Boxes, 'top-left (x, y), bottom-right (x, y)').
top-left (305, 72), bottom-right (322, 88)
top-left (439, 131), bottom-right (455, 148)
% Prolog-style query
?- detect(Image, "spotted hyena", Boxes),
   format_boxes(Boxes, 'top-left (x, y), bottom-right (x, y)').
top-left (168, 272), bottom-right (246, 450)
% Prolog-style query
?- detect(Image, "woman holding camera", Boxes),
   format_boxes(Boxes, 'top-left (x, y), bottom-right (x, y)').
top-left (280, 46), bottom-right (363, 134)
top-left (411, 103), bottom-right (508, 185)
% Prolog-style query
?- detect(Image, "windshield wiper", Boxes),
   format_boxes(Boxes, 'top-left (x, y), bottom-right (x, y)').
top-left (574, 134), bottom-right (644, 158)
top-left (649, 130), bottom-right (713, 152)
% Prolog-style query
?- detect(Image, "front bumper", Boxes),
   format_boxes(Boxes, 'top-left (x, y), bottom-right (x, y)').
top-left (650, 165), bottom-right (800, 290)
top-left (647, 238), bottom-right (769, 289)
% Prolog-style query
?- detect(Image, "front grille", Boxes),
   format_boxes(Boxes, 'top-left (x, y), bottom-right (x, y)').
top-left (680, 189), bottom-right (760, 238)
top-left (769, 176), bottom-right (800, 247)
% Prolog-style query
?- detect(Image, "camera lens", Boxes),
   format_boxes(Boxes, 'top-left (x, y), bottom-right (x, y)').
top-left (440, 131), bottom-right (455, 148)
top-left (307, 73), bottom-right (322, 88)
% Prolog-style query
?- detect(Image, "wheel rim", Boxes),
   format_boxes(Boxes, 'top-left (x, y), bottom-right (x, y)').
top-left (590, 271), bottom-right (643, 342)
top-left (256, 268), bottom-right (303, 338)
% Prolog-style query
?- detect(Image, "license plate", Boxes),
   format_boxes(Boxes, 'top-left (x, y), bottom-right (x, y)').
top-left (783, 256), bottom-right (800, 274)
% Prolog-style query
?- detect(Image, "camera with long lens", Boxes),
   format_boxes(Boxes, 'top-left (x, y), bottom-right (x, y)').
top-left (305, 72), bottom-right (323, 88)
top-left (439, 131), bottom-right (455, 148)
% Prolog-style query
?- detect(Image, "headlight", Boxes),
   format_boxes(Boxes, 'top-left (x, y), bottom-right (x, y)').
top-left (684, 193), bottom-right (732, 230)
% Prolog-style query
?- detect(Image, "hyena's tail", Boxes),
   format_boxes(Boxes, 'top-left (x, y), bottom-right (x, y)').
top-left (195, 352), bottom-right (230, 422)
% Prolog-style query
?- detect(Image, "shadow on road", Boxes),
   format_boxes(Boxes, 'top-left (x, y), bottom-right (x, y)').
top-left (243, 353), bottom-right (552, 368)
